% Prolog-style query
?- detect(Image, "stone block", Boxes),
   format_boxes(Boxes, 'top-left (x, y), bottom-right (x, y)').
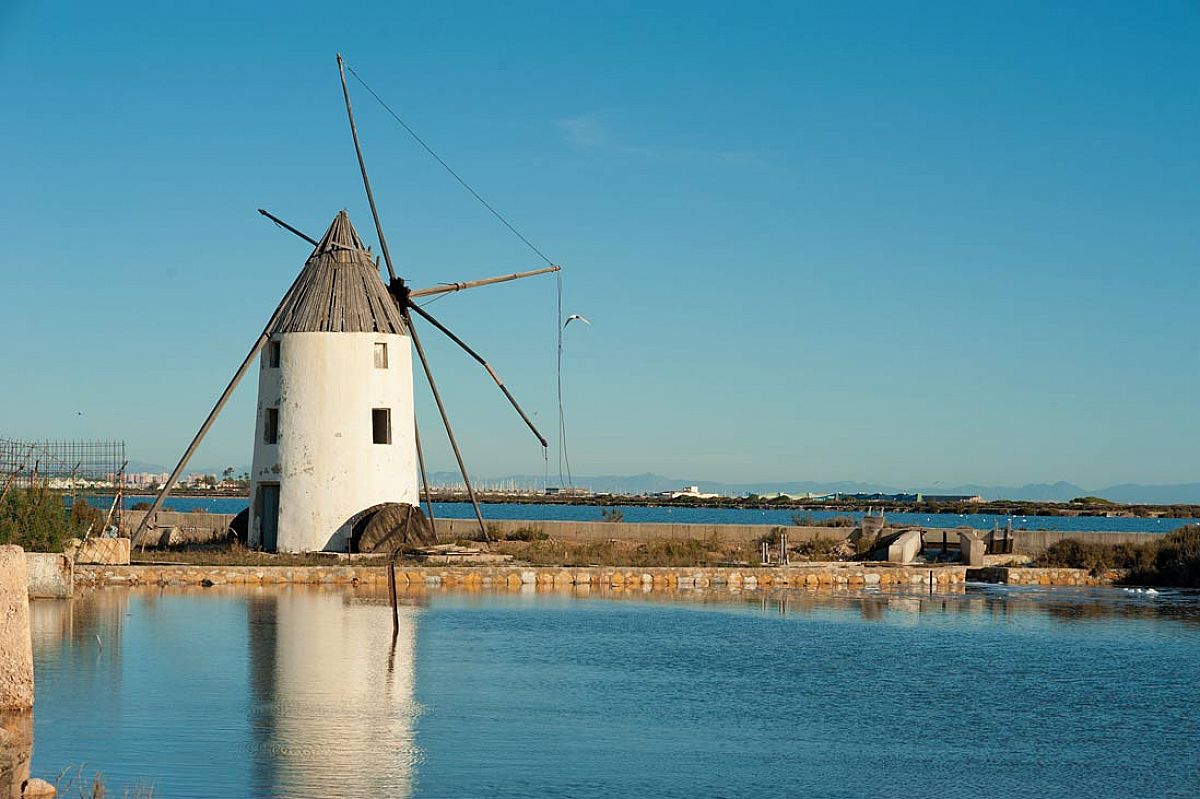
top-left (24, 554), bottom-right (72, 599)
top-left (886, 529), bottom-right (923, 565)
top-left (959, 530), bottom-right (987, 567)
top-left (72, 537), bottom-right (131, 566)
top-left (0, 546), bottom-right (34, 710)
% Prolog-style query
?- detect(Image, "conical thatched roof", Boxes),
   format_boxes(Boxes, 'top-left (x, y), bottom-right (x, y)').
top-left (272, 211), bottom-right (408, 335)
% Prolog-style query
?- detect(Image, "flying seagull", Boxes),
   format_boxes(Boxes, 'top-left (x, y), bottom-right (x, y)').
top-left (564, 314), bottom-right (591, 328)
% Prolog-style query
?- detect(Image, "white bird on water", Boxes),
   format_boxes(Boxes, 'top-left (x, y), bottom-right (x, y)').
top-left (564, 314), bottom-right (591, 328)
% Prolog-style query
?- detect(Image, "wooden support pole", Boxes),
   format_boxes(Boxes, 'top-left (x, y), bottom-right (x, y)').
top-left (337, 53), bottom-right (398, 284)
top-left (258, 209), bottom-right (318, 247)
top-left (404, 311), bottom-right (490, 543)
top-left (131, 266), bottom-right (307, 548)
top-left (408, 303), bottom-right (548, 447)
top-left (408, 265), bottom-right (560, 298)
top-left (413, 419), bottom-right (436, 532)
top-left (387, 555), bottom-right (399, 635)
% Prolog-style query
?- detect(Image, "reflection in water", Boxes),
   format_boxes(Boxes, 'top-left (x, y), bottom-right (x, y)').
top-left (246, 591), bottom-right (422, 799)
top-left (0, 711), bottom-right (31, 799)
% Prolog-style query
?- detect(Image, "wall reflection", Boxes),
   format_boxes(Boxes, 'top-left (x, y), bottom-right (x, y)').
top-left (246, 590), bottom-right (422, 799)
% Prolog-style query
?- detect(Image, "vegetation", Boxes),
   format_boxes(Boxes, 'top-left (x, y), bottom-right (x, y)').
top-left (487, 523), bottom-right (549, 542)
top-left (131, 501), bottom-right (153, 511)
top-left (0, 486), bottom-right (91, 551)
top-left (791, 512), bottom-right (856, 528)
top-left (495, 537), bottom-right (742, 568)
top-left (789, 536), bottom-right (842, 560)
top-left (599, 507), bottom-right (624, 523)
top-left (1034, 525), bottom-right (1200, 586)
top-left (135, 542), bottom-right (355, 567)
top-left (1070, 496), bottom-right (1117, 505)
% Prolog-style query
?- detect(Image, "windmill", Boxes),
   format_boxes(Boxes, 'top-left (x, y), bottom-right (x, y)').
top-left (133, 55), bottom-right (560, 553)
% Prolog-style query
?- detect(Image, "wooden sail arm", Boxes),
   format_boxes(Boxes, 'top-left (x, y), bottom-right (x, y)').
top-left (408, 265), bottom-right (561, 298)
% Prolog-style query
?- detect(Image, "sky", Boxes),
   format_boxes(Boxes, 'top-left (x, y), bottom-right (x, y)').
top-left (0, 1), bottom-right (1197, 489)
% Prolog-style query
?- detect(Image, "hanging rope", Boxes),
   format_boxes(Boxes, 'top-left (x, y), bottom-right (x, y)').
top-left (557, 269), bottom-right (574, 488)
top-left (344, 62), bottom-right (556, 268)
top-left (343, 58), bottom-right (572, 489)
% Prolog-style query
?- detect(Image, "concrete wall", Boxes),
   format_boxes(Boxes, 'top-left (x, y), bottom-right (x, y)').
top-left (431, 518), bottom-right (851, 544)
top-left (251, 331), bottom-right (419, 553)
top-left (122, 510), bottom-right (236, 545)
top-left (23, 553), bottom-right (72, 599)
top-left (1010, 529), bottom-right (1164, 554)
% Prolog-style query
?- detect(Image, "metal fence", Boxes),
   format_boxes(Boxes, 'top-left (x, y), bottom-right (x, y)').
top-left (0, 438), bottom-right (127, 488)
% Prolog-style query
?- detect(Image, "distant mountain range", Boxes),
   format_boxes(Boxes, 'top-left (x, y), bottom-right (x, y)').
top-left (126, 462), bottom-right (1200, 504)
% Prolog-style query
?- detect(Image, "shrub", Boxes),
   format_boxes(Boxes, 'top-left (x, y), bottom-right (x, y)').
top-left (1134, 525), bottom-right (1200, 588)
top-left (791, 536), bottom-right (840, 560)
top-left (1036, 528), bottom-right (1200, 585)
top-left (790, 512), bottom-right (856, 528)
top-left (599, 508), bottom-right (624, 523)
top-left (131, 501), bottom-right (153, 511)
top-left (504, 526), bottom-right (549, 542)
top-left (0, 486), bottom-right (87, 552)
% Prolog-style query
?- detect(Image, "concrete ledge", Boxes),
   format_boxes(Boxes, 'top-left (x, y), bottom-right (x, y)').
top-left (24, 553), bottom-right (72, 599)
top-left (76, 563), bottom-right (968, 591)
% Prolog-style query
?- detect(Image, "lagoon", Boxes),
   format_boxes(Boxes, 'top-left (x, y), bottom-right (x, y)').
top-left (29, 585), bottom-right (1200, 798)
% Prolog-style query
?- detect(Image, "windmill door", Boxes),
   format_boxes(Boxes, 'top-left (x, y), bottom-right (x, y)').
top-left (257, 484), bottom-right (280, 551)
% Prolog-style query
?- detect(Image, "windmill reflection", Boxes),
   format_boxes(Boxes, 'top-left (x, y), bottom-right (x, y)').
top-left (246, 589), bottom-right (422, 799)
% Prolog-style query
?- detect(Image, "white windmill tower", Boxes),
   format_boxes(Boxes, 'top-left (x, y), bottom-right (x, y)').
top-left (247, 211), bottom-right (418, 552)
top-left (132, 55), bottom-right (560, 553)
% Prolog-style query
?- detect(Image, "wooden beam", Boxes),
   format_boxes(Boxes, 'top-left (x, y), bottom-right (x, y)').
top-left (409, 265), bottom-right (560, 298)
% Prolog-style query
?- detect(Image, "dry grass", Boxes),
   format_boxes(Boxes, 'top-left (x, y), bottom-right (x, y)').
top-left (133, 542), bottom-right (361, 567)
top-left (491, 537), bottom-right (758, 567)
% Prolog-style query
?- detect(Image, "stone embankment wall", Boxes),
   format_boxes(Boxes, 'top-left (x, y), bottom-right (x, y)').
top-left (77, 563), bottom-right (968, 591)
top-left (967, 567), bottom-right (1115, 586)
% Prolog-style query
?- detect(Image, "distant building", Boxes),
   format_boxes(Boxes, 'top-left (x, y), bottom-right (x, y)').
top-left (657, 485), bottom-right (721, 500)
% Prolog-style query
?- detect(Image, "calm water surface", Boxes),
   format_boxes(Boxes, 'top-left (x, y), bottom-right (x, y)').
top-left (29, 585), bottom-right (1200, 798)
top-left (90, 495), bottom-right (1200, 533)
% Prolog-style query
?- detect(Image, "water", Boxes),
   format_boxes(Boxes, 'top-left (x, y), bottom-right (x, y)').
top-left (28, 586), bottom-right (1200, 797)
top-left (87, 495), bottom-right (1200, 533)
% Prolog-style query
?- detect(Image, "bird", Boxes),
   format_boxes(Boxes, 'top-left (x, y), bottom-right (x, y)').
top-left (564, 314), bottom-right (591, 328)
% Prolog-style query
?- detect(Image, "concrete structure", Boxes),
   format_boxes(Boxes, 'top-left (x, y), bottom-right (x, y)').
top-left (0, 547), bottom-right (33, 711)
top-left (68, 537), bottom-right (131, 565)
top-left (249, 212), bottom-right (419, 553)
top-left (959, 529), bottom-right (987, 566)
top-left (22, 554), bottom-right (71, 600)
top-left (886, 529), bottom-right (923, 564)
top-left (861, 512), bottom-right (886, 539)
top-left (121, 510), bottom-right (235, 545)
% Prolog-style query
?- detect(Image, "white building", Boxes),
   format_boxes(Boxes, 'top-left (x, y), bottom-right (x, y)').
top-left (248, 211), bottom-right (419, 552)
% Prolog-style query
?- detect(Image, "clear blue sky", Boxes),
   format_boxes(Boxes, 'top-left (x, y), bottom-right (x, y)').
top-left (1, 1), bottom-right (1196, 488)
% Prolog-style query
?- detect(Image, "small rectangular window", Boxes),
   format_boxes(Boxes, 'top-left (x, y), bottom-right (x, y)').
top-left (267, 340), bottom-right (281, 368)
top-left (372, 408), bottom-right (391, 444)
top-left (374, 342), bottom-right (388, 369)
top-left (264, 408), bottom-right (279, 444)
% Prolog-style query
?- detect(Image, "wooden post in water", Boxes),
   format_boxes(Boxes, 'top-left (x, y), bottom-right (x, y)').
top-left (387, 555), bottom-right (399, 635)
